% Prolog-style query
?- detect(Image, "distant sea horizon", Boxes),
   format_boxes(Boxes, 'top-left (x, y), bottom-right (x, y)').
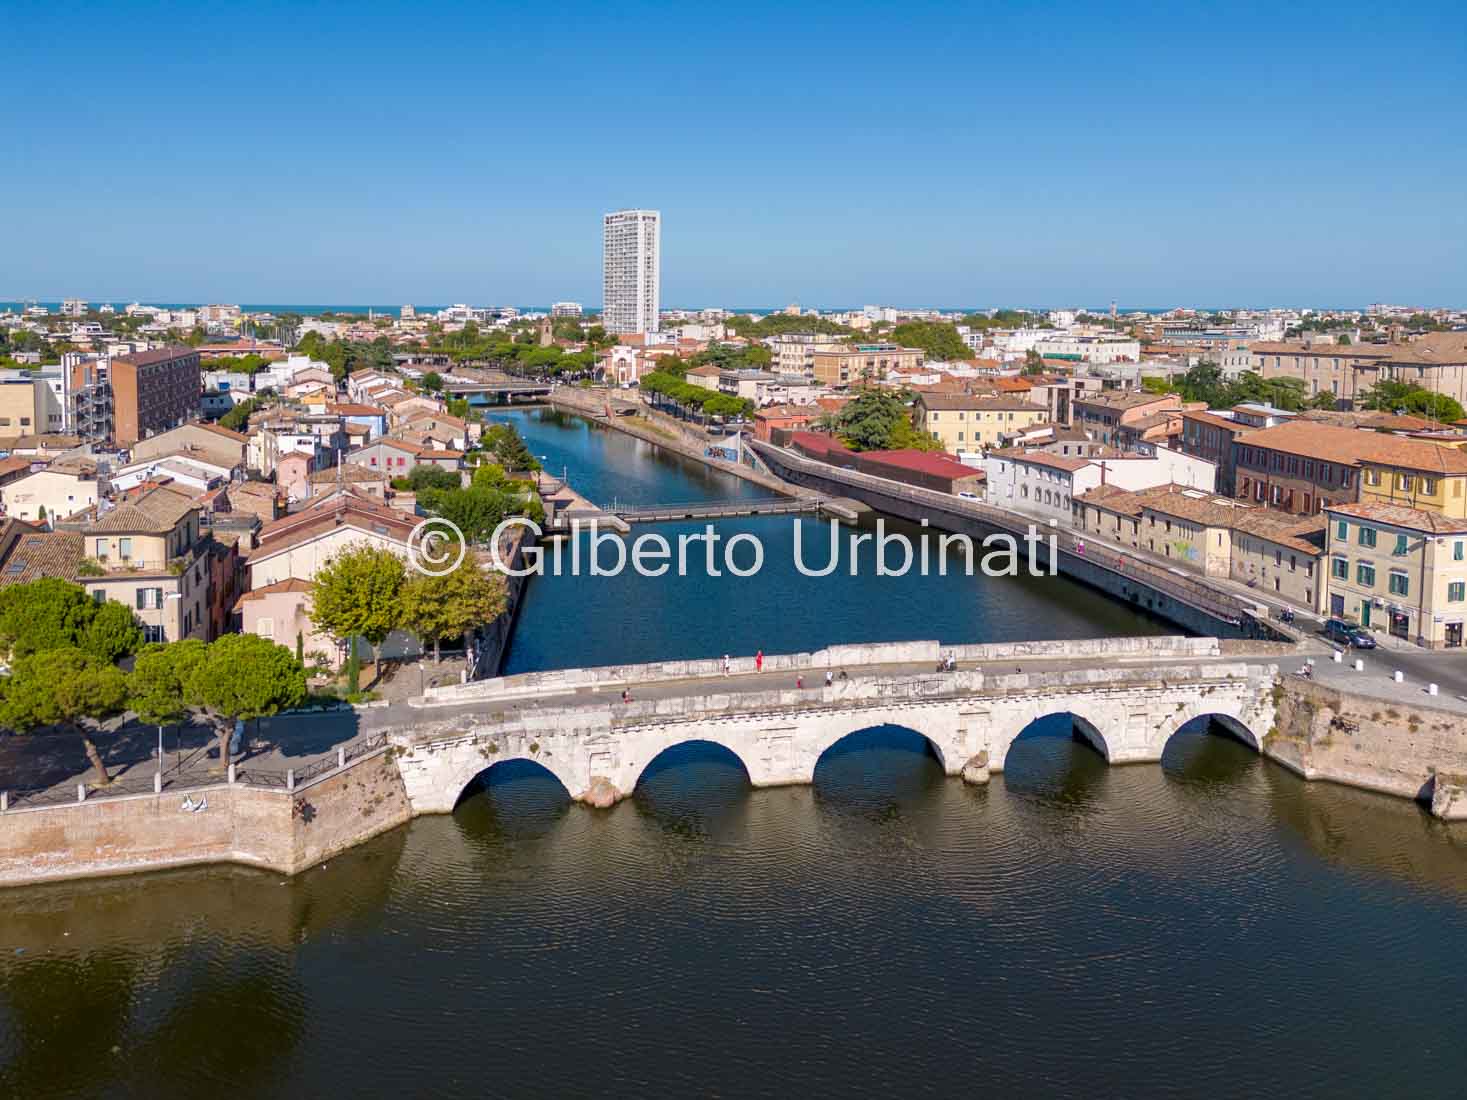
top-left (0, 300), bottom-right (1367, 317)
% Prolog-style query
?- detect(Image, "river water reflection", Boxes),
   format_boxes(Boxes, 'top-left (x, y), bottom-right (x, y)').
top-left (3, 730), bottom-right (1465, 1097)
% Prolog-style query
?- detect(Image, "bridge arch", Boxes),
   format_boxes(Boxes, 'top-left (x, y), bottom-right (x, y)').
top-left (631, 738), bottom-right (754, 791)
top-left (812, 722), bottom-right (952, 777)
top-left (453, 752), bottom-right (577, 809)
top-left (992, 704), bottom-right (1114, 772)
top-left (1160, 709), bottom-right (1261, 753)
top-left (627, 729), bottom-right (759, 792)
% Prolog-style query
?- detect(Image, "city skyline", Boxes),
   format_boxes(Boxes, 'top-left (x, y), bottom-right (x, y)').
top-left (2, 1), bottom-right (1464, 306)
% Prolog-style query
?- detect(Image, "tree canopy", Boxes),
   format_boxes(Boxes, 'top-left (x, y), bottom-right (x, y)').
top-left (888, 321), bottom-right (970, 362)
top-left (0, 647), bottom-right (130, 784)
top-left (1358, 380), bottom-right (1465, 422)
top-left (309, 545), bottom-right (407, 649)
top-left (823, 389), bottom-right (942, 452)
top-left (0, 579), bottom-right (142, 663)
top-left (399, 560), bottom-right (507, 662)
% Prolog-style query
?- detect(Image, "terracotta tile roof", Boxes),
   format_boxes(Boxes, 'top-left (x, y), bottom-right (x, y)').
top-left (1007, 450), bottom-right (1092, 473)
top-left (1182, 410), bottom-right (1252, 433)
top-left (1074, 391), bottom-right (1180, 411)
top-left (0, 530), bottom-right (84, 585)
top-left (1324, 500), bottom-right (1467, 535)
top-left (236, 577), bottom-right (314, 604)
top-left (1239, 420), bottom-right (1467, 475)
top-left (309, 465), bottom-right (389, 484)
top-left (86, 485), bottom-right (198, 534)
top-left (250, 488), bottom-right (416, 561)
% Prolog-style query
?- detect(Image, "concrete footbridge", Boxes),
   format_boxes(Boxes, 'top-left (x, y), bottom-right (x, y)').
top-left (392, 636), bottom-right (1279, 811)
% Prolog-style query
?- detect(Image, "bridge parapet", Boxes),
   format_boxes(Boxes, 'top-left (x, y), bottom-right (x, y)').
top-left (420, 635), bottom-right (1223, 706)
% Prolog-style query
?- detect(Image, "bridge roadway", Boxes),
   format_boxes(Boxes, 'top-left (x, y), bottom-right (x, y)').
top-left (390, 636), bottom-right (1280, 810)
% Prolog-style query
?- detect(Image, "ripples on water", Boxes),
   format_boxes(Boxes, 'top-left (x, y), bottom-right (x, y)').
top-left (4, 723), bottom-right (1466, 1098)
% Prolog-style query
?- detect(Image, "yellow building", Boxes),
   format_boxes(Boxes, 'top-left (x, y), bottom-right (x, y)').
top-left (1357, 441), bottom-right (1467, 518)
top-left (914, 393), bottom-right (1050, 453)
top-left (1325, 501), bottom-right (1467, 648)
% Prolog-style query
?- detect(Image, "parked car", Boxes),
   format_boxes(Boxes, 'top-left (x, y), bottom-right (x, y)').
top-left (957, 491), bottom-right (979, 500)
top-left (1324, 619), bottom-right (1377, 648)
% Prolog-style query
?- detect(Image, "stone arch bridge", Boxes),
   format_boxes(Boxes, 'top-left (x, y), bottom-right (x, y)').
top-left (391, 643), bottom-right (1278, 811)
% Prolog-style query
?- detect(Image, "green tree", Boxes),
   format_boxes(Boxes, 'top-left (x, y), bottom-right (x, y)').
top-left (1359, 380), bottom-right (1464, 422)
top-left (825, 389), bottom-right (941, 452)
top-left (182, 635), bottom-right (306, 769)
top-left (79, 601), bottom-right (144, 663)
top-left (399, 560), bottom-right (508, 662)
top-left (0, 578), bottom-right (142, 662)
top-left (127, 640), bottom-right (206, 728)
top-left (308, 545), bottom-right (406, 693)
top-left (0, 648), bottom-right (129, 785)
top-left (889, 321), bottom-right (970, 362)
top-left (421, 371), bottom-right (444, 392)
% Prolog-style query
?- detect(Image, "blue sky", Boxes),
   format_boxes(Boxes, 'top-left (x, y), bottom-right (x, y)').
top-left (3, 0), bottom-right (1463, 308)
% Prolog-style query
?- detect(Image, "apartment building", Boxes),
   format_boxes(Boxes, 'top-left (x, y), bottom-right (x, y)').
top-left (0, 372), bottom-right (64, 438)
top-left (915, 393), bottom-right (1049, 453)
top-left (1324, 502), bottom-right (1467, 647)
top-left (602, 209), bottom-right (660, 334)
top-left (1074, 483), bottom-right (1327, 613)
top-left (1179, 410), bottom-right (1255, 495)
top-left (1031, 334), bottom-right (1141, 364)
top-left (110, 346), bottom-right (202, 446)
top-left (1232, 420), bottom-right (1467, 516)
top-left (1252, 333), bottom-right (1467, 407)
top-left (812, 344), bottom-right (925, 387)
top-left (1072, 392), bottom-right (1183, 446)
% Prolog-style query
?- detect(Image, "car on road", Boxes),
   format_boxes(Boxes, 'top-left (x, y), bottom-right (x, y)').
top-left (1324, 619), bottom-right (1377, 648)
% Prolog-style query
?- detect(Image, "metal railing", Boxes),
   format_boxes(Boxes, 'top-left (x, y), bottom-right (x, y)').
top-left (1, 733), bottom-right (394, 813)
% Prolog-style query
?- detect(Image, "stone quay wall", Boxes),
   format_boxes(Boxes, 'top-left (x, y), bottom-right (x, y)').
top-left (1267, 679), bottom-right (1467, 820)
top-left (0, 748), bottom-right (412, 888)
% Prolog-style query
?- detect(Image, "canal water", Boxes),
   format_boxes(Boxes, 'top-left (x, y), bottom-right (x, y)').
top-left (496, 407), bottom-right (1168, 672)
top-left (4, 729), bottom-right (1466, 1097)
top-left (3, 407), bottom-right (1465, 1096)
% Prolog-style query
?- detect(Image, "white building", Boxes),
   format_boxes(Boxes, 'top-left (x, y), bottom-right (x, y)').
top-left (1031, 334), bottom-right (1142, 365)
top-left (602, 209), bottom-right (660, 335)
top-left (983, 446), bottom-right (1217, 527)
top-left (551, 301), bottom-right (583, 317)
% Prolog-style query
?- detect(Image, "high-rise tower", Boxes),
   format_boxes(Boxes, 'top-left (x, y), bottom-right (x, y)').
top-left (602, 209), bottom-right (660, 334)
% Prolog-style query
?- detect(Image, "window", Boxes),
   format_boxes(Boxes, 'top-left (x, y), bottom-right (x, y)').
top-left (1389, 571), bottom-right (1409, 597)
top-left (118, 537), bottom-right (132, 559)
top-left (1336, 520), bottom-right (1348, 541)
top-left (136, 588), bottom-right (163, 610)
top-left (1450, 582), bottom-right (1466, 603)
top-left (1424, 478), bottom-right (1437, 495)
top-left (1358, 526), bottom-right (1377, 548)
top-left (1331, 557), bottom-right (1348, 579)
top-left (1357, 562), bottom-right (1376, 586)
top-left (94, 538), bottom-right (108, 559)
top-left (1455, 541), bottom-right (1464, 562)
top-left (1394, 534), bottom-right (1409, 556)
